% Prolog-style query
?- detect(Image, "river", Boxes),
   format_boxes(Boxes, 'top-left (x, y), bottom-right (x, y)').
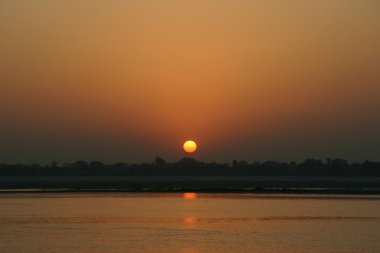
top-left (0, 193), bottom-right (379, 253)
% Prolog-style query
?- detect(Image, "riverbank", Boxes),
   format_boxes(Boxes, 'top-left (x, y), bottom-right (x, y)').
top-left (1, 176), bottom-right (380, 194)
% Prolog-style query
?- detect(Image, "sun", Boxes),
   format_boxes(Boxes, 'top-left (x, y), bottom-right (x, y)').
top-left (183, 140), bottom-right (197, 153)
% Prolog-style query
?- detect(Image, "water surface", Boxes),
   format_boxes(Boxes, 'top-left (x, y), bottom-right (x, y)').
top-left (0, 193), bottom-right (379, 253)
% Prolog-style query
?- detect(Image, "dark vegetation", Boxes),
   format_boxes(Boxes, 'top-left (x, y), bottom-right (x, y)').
top-left (1, 157), bottom-right (380, 177)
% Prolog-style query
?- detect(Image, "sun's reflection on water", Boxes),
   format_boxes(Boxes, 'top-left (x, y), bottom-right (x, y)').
top-left (182, 193), bottom-right (198, 228)
top-left (183, 217), bottom-right (197, 224)
top-left (182, 216), bottom-right (198, 229)
top-left (183, 192), bottom-right (197, 200)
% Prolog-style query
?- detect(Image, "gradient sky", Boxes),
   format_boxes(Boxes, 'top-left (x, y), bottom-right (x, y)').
top-left (1, 0), bottom-right (379, 163)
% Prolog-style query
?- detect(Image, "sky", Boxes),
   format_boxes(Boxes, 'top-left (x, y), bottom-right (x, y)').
top-left (0, 0), bottom-right (379, 163)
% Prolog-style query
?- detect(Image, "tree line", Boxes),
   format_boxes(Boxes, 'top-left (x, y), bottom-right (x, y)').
top-left (0, 157), bottom-right (379, 177)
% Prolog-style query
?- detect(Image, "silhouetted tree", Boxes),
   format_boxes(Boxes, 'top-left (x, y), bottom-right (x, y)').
top-left (232, 160), bottom-right (238, 169)
top-left (89, 161), bottom-right (105, 170)
top-left (154, 156), bottom-right (166, 168)
top-left (72, 161), bottom-right (88, 170)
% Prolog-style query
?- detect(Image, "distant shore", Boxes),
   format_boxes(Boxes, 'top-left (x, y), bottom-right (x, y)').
top-left (1, 176), bottom-right (380, 194)
top-left (1, 188), bottom-right (380, 195)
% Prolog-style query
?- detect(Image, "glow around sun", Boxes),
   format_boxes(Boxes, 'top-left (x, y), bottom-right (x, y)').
top-left (183, 140), bottom-right (197, 153)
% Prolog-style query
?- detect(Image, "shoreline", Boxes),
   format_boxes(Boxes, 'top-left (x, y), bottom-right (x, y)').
top-left (1, 188), bottom-right (380, 195)
top-left (1, 175), bottom-right (380, 194)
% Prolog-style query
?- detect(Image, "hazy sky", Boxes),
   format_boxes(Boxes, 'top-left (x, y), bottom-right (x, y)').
top-left (1, 0), bottom-right (379, 163)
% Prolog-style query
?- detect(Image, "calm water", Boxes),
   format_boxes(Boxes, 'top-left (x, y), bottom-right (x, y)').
top-left (0, 193), bottom-right (379, 253)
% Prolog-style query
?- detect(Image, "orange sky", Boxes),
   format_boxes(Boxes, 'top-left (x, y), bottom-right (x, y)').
top-left (0, 1), bottom-right (379, 163)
